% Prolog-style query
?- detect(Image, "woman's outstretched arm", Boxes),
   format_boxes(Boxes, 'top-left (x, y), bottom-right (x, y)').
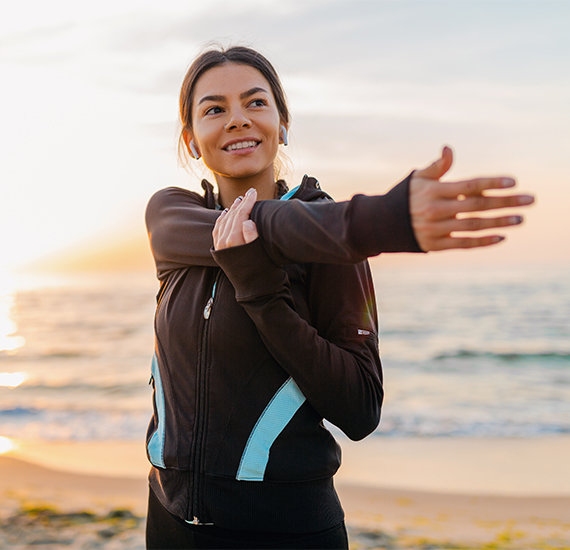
top-left (146, 146), bottom-right (535, 277)
top-left (145, 175), bottom-right (419, 278)
top-left (249, 147), bottom-right (533, 264)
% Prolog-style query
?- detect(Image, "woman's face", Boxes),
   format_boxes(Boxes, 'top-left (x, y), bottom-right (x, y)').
top-left (189, 63), bottom-right (283, 182)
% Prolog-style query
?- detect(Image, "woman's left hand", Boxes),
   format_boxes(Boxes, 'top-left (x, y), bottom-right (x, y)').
top-left (213, 188), bottom-right (259, 250)
top-left (409, 146), bottom-right (535, 251)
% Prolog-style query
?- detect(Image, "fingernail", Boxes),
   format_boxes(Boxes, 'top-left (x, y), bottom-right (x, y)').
top-left (234, 196), bottom-right (243, 203)
top-left (501, 178), bottom-right (516, 187)
top-left (518, 195), bottom-right (534, 205)
top-left (245, 188), bottom-right (255, 197)
top-left (509, 215), bottom-right (523, 224)
top-left (493, 236), bottom-right (505, 243)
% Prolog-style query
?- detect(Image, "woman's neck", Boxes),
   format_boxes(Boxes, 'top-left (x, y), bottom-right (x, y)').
top-left (215, 168), bottom-right (278, 208)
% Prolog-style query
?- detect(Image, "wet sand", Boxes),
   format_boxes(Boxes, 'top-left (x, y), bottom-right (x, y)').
top-left (1, 437), bottom-right (569, 549)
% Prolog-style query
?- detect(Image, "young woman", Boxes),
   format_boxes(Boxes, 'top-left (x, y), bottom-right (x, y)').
top-left (144, 46), bottom-right (534, 549)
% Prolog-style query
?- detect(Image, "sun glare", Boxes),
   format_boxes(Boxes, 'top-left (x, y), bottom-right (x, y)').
top-left (0, 283), bottom-right (25, 354)
top-left (0, 371), bottom-right (28, 388)
top-left (0, 436), bottom-right (16, 455)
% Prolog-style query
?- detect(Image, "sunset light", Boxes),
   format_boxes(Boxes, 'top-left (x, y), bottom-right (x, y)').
top-left (0, 372), bottom-right (28, 388)
top-left (0, 1), bottom-right (566, 271)
top-left (0, 4), bottom-right (567, 550)
top-left (0, 436), bottom-right (16, 455)
top-left (0, 294), bottom-right (25, 354)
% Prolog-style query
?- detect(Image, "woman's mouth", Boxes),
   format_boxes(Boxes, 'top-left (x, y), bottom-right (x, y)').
top-left (223, 140), bottom-right (260, 153)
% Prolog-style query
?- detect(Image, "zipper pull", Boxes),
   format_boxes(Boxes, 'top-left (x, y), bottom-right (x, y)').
top-left (203, 280), bottom-right (218, 320)
top-left (187, 516), bottom-right (214, 526)
top-left (203, 297), bottom-right (214, 319)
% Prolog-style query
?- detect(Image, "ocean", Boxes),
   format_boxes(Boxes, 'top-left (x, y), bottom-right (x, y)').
top-left (1, 264), bottom-right (569, 443)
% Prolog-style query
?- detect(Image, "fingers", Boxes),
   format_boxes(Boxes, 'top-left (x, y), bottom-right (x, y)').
top-left (436, 176), bottom-right (516, 198)
top-left (433, 214), bottom-right (523, 237)
top-left (242, 220), bottom-right (258, 243)
top-left (414, 145), bottom-right (454, 180)
top-left (431, 234), bottom-right (506, 251)
top-left (420, 190), bottom-right (534, 220)
top-left (212, 188), bottom-right (258, 250)
top-left (453, 193), bottom-right (534, 215)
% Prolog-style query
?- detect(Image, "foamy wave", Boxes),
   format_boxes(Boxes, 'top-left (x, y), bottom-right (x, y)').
top-left (432, 349), bottom-right (570, 362)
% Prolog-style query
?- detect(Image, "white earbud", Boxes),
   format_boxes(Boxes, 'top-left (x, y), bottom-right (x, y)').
top-left (189, 140), bottom-right (200, 159)
top-left (280, 125), bottom-right (288, 146)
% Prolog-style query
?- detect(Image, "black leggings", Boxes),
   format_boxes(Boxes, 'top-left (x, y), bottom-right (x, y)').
top-left (146, 487), bottom-right (349, 549)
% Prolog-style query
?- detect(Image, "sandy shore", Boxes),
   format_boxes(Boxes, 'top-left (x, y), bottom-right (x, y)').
top-left (1, 437), bottom-right (569, 549)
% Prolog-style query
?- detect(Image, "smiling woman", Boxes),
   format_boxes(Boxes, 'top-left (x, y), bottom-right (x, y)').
top-left (144, 45), bottom-right (534, 550)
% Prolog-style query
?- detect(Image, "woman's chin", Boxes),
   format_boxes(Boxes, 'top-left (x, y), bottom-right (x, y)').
top-left (211, 164), bottom-right (274, 183)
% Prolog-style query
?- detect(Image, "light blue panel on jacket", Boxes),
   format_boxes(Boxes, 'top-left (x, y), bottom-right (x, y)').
top-left (280, 184), bottom-right (300, 201)
top-left (147, 353), bottom-right (166, 468)
top-left (236, 377), bottom-right (306, 481)
top-left (235, 185), bottom-right (305, 481)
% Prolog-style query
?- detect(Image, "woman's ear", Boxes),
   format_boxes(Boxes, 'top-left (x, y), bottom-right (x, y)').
top-left (279, 124), bottom-right (288, 146)
top-left (183, 129), bottom-right (201, 159)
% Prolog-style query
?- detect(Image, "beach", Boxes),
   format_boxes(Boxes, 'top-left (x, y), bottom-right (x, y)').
top-left (1, 267), bottom-right (569, 548)
top-left (1, 437), bottom-right (569, 549)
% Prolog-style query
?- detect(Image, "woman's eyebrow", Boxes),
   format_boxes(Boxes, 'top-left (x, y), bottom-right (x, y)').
top-left (197, 94), bottom-right (225, 105)
top-left (197, 87), bottom-right (269, 106)
top-left (240, 87), bottom-right (269, 99)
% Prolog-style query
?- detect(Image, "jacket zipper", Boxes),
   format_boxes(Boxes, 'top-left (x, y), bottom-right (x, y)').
top-left (189, 273), bottom-right (219, 526)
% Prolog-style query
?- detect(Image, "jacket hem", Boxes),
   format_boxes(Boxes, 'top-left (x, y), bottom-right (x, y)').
top-left (149, 467), bottom-right (344, 532)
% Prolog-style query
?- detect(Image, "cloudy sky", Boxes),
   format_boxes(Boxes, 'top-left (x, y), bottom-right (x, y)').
top-left (1, 0), bottom-right (568, 270)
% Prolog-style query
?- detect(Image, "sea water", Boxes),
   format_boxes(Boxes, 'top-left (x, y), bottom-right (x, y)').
top-left (0, 265), bottom-right (568, 442)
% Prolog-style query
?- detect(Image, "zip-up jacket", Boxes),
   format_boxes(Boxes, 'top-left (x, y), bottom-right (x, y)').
top-left (145, 173), bottom-right (422, 532)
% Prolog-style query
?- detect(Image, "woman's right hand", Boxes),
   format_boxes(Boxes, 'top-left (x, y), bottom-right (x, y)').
top-left (409, 146), bottom-right (535, 252)
top-left (213, 188), bottom-right (259, 251)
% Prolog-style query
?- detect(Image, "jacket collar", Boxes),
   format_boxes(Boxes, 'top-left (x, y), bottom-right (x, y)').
top-left (200, 175), bottom-right (330, 209)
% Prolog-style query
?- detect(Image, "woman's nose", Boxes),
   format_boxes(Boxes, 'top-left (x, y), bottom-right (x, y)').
top-left (225, 109), bottom-right (251, 131)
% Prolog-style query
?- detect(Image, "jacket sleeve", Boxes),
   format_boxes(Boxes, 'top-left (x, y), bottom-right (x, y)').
top-left (145, 186), bottom-right (220, 278)
top-left (250, 172), bottom-right (422, 265)
top-left (145, 174), bottom-right (423, 279)
top-left (211, 239), bottom-right (383, 441)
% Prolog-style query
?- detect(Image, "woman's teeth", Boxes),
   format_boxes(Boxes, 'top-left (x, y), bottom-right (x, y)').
top-left (226, 141), bottom-right (258, 151)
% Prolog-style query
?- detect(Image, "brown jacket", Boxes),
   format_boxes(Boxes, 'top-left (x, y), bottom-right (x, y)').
top-left (145, 174), bottom-right (421, 531)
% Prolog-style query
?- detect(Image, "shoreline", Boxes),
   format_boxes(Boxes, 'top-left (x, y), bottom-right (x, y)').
top-left (8, 435), bottom-right (570, 495)
top-left (1, 455), bottom-right (569, 549)
top-left (1, 437), bottom-right (569, 548)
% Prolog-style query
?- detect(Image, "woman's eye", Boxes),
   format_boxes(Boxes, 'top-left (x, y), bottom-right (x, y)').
top-left (249, 99), bottom-right (267, 107)
top-left (205, 106), bottom-right (222, 115)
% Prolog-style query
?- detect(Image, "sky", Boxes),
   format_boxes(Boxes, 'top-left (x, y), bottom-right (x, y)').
top-left (1, 0), bottom-right (569, 272)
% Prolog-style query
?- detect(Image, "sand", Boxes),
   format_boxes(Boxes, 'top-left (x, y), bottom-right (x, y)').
top-left (1, 437), bottom-right (569, 549)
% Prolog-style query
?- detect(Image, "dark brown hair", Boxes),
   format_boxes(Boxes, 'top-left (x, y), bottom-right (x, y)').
top-left (178, 46), bottom-right (290, 165)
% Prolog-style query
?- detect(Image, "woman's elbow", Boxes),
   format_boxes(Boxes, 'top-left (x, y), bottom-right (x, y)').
top-left (342, 390), bottom-right (383, 441)
top-left (344, 412), bottom-right (381, 441)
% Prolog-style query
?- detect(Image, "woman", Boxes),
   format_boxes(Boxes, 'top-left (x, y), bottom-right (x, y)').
top-left (145, 46), bottom-right (533, 549)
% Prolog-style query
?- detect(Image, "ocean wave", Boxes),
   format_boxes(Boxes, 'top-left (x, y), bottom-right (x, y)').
top-left (0, 407), bottom-right (40, 417)
top-left (2, 405), bottom-right (568, 441)
top-left (0, 350), bottom-right (97, 362)
top-left (14, 382), bottom-right (146, 394)
top-left (433, 349), bottom-right (570, 362)
top-left (0, 408), bottom-right (148, 440)
top-left (375, 416), bottom-right (570, 438)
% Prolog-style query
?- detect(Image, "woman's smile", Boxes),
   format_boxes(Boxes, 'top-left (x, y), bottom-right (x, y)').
top-left (222, 138), bottom-right (262, 154)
